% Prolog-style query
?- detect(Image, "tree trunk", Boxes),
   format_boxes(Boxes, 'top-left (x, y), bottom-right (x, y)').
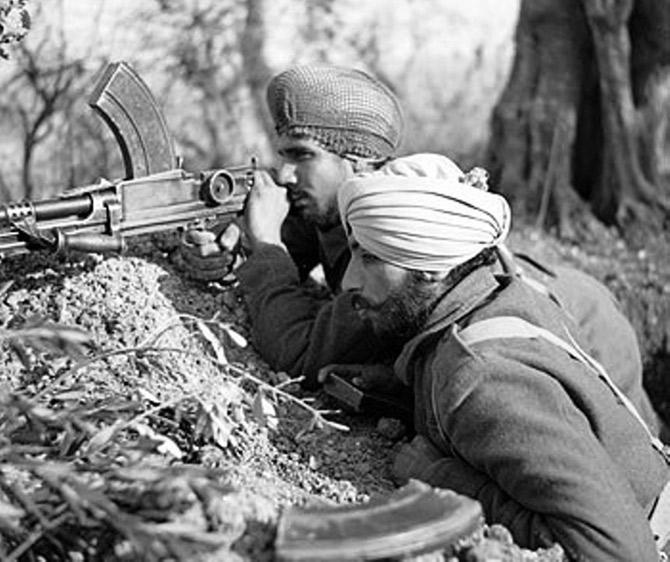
top-left (240, 0), bottom-right (274, 139)
top-left (584, 0), bottom-right (655, 221)
top-left (486, 0), bottom-right (590, 236)
top-left (487, 0), bottom-right (670, 233)
top-left (629, 0), bottom-right (670, 194)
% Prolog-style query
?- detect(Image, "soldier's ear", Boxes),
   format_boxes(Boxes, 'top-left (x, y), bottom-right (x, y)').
top-left (345, 155), bottom-right (377, 174)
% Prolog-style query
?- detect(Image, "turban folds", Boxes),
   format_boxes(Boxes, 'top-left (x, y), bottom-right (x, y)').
top-left (374, 152), bottom-right (463, 181)
top-left (338, 154), bottom-right (511, 272)
top-left (266, 65), bottom-right (403, 161)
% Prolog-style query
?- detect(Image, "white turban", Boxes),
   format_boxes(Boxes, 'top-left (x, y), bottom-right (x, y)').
top-left (377, 153), bottom-right (463, 180)
top-left (339, 154), bottom-right (511, 272)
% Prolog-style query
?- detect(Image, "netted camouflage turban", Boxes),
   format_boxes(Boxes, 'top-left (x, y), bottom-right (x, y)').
top-left (266, 65), bottom-right (404, 161)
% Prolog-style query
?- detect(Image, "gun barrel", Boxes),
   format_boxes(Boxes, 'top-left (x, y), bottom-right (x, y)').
top-left (34, 195), bottom-right (93, 220)
top-left (0, 164), bottom-right (254, 258)
top-left (0, 195), bottom-right (93, 227)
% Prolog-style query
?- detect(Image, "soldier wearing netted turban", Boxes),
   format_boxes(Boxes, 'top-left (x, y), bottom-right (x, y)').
top-left (228, 65), bottom-right (409, 384)
top-left (266, 65), bottom-right (403, 163)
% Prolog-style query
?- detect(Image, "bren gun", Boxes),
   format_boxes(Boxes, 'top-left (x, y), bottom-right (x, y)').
top-left (0, 61), bottom-right (255, 257)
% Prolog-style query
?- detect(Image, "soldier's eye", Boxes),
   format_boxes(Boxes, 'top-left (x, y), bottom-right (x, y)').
top-left (294, 150), bottom-right (314, 161)
top-left (360, 250), bottom-right (380, 264)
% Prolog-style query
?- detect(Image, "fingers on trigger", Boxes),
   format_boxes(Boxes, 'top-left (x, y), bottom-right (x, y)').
top-left (184, 229), bottom-right (217, 246)
top-left (185, 252), bottom-right (229, 270)
top-left (219, 223), bottom-right (242, 251)
top-left (190, 267), bottom-right (228, 282)
top-left (317, 366), bottom-right (332, 383)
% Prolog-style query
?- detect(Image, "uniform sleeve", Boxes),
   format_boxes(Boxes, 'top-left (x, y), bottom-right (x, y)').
top-left (431, 352), bottom-right (659, 562)
top-left (546, 266), bottom-right (659, 435)
top-left (235, 243), bottom-right (381, 388)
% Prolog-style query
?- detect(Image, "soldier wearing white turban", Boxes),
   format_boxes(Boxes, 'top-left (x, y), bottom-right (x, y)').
top-left (334, 160), bottom-right (669, 562)
top-left (339, 172), bottom-right (511, 273)
top-left (336, 154), bottom-right (660, 440)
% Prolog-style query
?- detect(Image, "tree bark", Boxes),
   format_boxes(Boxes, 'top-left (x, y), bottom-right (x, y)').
top-left (629, 0), bottom-right (670, 192)
top-left (240, 0), bottom-right (274, 139)
top-left (487, 0), bottom-right (670, 233)
top-left (583, 0), bottom-right (656, 220)
top-left (486, 0), bottom-right (590, 235)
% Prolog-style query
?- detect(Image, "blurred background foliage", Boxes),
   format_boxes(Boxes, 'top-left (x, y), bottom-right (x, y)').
top-left (0, 0), bottom-right (517, 200)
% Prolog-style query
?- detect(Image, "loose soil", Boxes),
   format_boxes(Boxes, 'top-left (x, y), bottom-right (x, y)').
top-left (0, 214), bottom-right (668, 561)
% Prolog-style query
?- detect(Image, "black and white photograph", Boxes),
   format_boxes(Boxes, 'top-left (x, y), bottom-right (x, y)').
top-left (0, 1), bottom-right (669, 560)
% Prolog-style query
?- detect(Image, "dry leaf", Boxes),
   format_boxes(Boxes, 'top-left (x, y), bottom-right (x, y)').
top-left (196, 401), bottom-right (234, 449)
top-left (0, 500), bottom-right (24, 531)
top-left (13, 321), bottom-right (96, 359)
top-left (136, 387), bottom-right (161, 404)
top-left (52, 390), bottom-right (86, 402)
top-left (209, 404), bottom-right (234, 449)
top-left (84, 421), bottom-right (123, 455)
top-left (196, 320), bottom-right (228, 364)
top-left (132, 422), bottom-right (183, 459)
top-left (251, 391), bottom-right (278, 430)
top-left (222, 325), bottom-right (247, 348)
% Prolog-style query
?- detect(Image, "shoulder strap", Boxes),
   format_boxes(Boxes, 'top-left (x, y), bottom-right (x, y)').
top-left (457, 316), bottom-right (667, 460)
top-left (458, 316), bottom-right (573, 356)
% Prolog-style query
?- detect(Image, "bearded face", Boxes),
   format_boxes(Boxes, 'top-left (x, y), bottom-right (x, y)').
top-left (352, 272), bottom-right (443, 348)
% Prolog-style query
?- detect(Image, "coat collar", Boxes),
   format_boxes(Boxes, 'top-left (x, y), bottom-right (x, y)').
top-left (394, 266), bottom-right (504, 385)
top-left (316, 222), bottom-right (349, 269)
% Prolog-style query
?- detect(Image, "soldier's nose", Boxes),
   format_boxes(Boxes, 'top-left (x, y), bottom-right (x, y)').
top-left (277, 163), bottom-right (297, 186)
top-left (342, 258), bottom-right (363, 291)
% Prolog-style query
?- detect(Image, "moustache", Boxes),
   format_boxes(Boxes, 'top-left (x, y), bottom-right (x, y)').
top-left (351, 292), bottom-right (382, 313)
top-left (288, 190), bottom-right (307, 203)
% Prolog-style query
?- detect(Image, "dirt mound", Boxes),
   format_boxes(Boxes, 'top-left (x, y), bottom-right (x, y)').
top-left (0, 237), bottom-right (410, 561)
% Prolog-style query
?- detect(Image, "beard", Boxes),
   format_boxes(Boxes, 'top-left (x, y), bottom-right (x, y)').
top-left (303, 201), bottom-right (340, 229)
top-left (354, 273), bottom-right (443, 352)
top-left (289, 191), bottom-right (340, 229)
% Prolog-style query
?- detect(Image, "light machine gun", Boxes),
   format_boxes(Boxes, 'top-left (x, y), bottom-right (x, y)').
top-left (0, 62), bottom-right (255, 257)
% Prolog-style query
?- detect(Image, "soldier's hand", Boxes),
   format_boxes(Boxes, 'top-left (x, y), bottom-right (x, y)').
top-left (244, 170), bottom-right (290, 251)
top-left (317, 363), bottom-right (400, 393)
top-left (180, 222), bottom-right (243, 282)
top-left (392, 435), bottom-right (443, 484)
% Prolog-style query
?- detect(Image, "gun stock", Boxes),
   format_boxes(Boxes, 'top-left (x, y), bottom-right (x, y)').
top-left (0, 62), bottom-right (255, 258)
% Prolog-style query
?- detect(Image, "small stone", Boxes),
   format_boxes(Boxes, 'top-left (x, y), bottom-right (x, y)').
top-left (308, 455), bottom-right (320, 470)
top-left (461, 538), bottom-right (520, 562)
top-left (485, 524), bottom-right (514, 544)
top-left (377, 417), bottom-right (406, 441)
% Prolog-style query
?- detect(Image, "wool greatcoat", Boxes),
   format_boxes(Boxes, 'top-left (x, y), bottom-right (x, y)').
top-left (394, 265), bottom-right (668, 561)
top-left (236, 217), bottom-right (659, 433)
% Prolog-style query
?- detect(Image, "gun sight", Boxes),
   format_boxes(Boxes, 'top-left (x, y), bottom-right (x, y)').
top-left (201, 164), bottom-right (256, 206)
